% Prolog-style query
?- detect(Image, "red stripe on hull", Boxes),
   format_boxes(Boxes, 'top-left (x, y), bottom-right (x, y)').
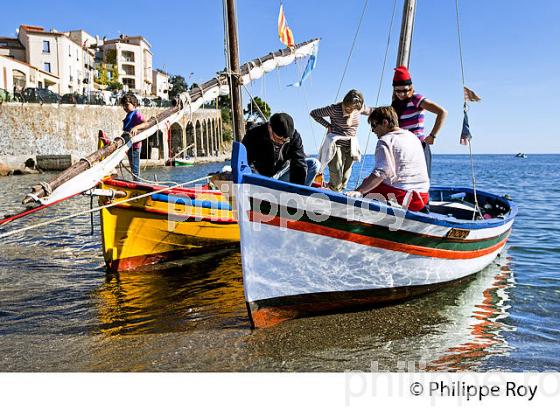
top-left (106, 244), bottom-right (238, 273)
top-left (248, 212), bottom-right (507, 260)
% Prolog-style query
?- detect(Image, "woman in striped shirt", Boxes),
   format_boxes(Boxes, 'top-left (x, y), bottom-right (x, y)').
top-left (311, 89), bottom-right (372, 191)
top-left (391, 66), bottom-right (447, 177)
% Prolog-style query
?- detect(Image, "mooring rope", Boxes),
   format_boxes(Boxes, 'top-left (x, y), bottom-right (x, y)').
top-left (0, 175), bottom-right (211, 240)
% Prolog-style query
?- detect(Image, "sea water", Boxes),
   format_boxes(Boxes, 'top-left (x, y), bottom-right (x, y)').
top-left (0, 155), bottom-right (558, 371)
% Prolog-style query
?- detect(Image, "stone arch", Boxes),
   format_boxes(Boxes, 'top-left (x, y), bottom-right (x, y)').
top-left (12, 69), bottom-right (26, 91)
top-left (202, 120), bottom-right (208, 157)
top-left (141, 130), bottom-right (164, 160)
top-left (195, 120), bottom-right (204, 156)
top-left (169, 123), bottom-right (183, 158)
top-left (206, 119), bottom-right (213, 156)
top-left (210, 118), bottom-right (216, 154)
top-left (186, 122), bottom-right (195, 156)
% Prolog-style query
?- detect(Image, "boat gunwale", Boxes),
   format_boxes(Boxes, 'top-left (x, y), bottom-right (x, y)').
top-left (102, 177), bottom-right (222, 196)
top-left (232, 143), bottom-right (517, 231)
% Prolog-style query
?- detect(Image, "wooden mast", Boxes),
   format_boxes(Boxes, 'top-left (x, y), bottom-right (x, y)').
top-left (225, 0), bottom-right (245, 141)
top-left (396, 0), bottom-right (416, 67)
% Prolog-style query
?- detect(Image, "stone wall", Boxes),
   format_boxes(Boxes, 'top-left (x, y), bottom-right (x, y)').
top-left (0, 103), bottom-right (166, 159)
top-left (0, 103), bottom-right (223, 174)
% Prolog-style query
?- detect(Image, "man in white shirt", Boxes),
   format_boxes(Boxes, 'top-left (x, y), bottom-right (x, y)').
top-left (346, 106), bottom-right (430, 212)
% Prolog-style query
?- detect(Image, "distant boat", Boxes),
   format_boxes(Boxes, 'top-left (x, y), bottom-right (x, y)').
top-left (515, 153), bottom-right (527, 158)
top-left (174, 157), bottom-right (195, 167)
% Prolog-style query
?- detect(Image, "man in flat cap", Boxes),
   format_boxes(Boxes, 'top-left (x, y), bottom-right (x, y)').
top-left (241, 113), bottom-right (319, 185)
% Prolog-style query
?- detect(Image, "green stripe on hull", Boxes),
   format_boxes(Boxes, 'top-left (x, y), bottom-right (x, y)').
top-left (249, 198), bottom-right (510, 252)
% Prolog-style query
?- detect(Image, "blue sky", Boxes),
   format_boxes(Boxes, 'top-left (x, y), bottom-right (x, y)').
top-left (2, 0), bottom-right (559, 154)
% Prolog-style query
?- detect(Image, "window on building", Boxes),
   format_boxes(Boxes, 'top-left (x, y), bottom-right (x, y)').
top-left (68, 45), bottom-right (72, 57)
top-left (44, 62), bottom-right (51, 73)
top-left (43, 40), bottom-right (50, 53)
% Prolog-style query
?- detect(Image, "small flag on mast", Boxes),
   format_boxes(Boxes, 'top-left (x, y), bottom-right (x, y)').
top-left (464, 86), bottom-right (481, 102)
top-left (278, 4), bottom-right (295, 48)
top-left (460, 110), bottom-right (472, 146)
top-left (459, 86), bottom-right (481, 145)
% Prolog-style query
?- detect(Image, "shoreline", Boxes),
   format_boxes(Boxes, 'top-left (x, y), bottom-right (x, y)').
top-left (0, 151), bottom-right (232, 177)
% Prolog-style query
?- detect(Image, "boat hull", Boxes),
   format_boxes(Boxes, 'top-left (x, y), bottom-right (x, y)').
top-left (232, 142), bottom-right (517, 328)
top-left (99, 178), bottom-right (239, 272)
top-left (174, 158), bottom-right (195, 167)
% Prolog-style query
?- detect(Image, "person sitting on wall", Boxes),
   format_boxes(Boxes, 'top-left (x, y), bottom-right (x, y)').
top-left (346, 106), bottom-right (430, 212)
top-left (241, 113), bottom-right (320, 186)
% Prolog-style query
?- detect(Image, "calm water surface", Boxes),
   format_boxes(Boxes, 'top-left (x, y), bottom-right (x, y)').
top-left (0, 156), bottom-right (558, 371)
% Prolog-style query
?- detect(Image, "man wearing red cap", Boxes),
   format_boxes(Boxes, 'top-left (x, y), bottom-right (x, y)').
top-left (391, 66), bottom-right (447, 177)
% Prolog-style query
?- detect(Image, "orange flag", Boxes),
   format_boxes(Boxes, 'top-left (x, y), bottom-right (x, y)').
top-left (278, 4), bottom-right (295, 47)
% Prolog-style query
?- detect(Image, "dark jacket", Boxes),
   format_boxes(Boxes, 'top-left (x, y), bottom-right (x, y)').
top-left (241, 123), bottom-right (307, 184)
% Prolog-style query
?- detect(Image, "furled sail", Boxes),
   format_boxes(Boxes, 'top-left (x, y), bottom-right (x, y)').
top-left (23, 39), bottom-right (320, 207)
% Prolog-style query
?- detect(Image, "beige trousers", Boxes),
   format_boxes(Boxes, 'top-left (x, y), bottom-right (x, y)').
top-left (327, 144), bottom-right (354, 192)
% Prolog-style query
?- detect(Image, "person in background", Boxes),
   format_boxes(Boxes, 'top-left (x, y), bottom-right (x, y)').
top-left (346, 106), bottom-right (430, 212)
top-left (121, 93), bottom-right (150, 181)
top-left (311, 89), bottom-right (373, 191)
top-left (241, 113), bottom-right (320, 186)
top-left (391, 66), bottom-right (447, 177)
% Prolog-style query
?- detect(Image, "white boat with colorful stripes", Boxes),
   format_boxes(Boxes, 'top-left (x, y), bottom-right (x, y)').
top-left (232, 142), bottom-right (517, 328)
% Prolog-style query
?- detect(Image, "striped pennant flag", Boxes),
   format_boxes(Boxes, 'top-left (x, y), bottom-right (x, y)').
top-left (278, 4), bottom-right (295, 48)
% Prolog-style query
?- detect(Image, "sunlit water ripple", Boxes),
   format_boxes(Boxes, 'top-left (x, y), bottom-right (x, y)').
top-left (0, 155), bottom-right (558, 371)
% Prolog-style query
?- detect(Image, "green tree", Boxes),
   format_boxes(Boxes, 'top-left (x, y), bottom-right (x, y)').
top-left (110, 64), bottom-right (119, 81)
top-left (218, 94), bottom-right (231, 109)
top-left (221, 107), bottom-right (233, 142)
top-left (169, 75), bottom-right (188, 99)
top-left (105, 49), bottom-right (117, 65)
top-left (107, 64), bottom-right (121, 90)
top-left (107, 81), bottom-right (123, 91)
top-left (244, 96), bottom-right (271, 122)
top-left (95, 64), bottom-right (108, 86)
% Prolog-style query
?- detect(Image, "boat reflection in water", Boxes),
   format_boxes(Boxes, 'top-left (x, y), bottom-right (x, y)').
top-left (426, 255), bottom-right (515, 371)
top-left (243, 253), bottom-right (516, 372)
top-left (92, 249), bottom-right (515, 371)
top-left (95, 249), bottom-right (248, 336)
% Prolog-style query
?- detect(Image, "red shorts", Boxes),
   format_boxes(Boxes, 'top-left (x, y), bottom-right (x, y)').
top-left (366, 183), bottom-right (429, 212)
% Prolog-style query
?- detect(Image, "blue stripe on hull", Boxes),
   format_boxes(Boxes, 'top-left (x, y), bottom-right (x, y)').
top-left (151, 193), bottom-right (232, 211)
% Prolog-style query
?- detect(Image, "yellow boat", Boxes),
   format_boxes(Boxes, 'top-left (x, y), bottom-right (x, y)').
top-left (99, 178), bottom-right (239, 272)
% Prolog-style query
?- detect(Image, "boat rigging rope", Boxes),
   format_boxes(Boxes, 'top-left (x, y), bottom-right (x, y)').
top-left (294, 58), bottom-right (320, 151)
top-left (0, 175), bottom-right (212, 240)
top-left (241, 83), bottom-right (268, 121)
top-left (310, 0), bottom-right (370, 172)
top-left (455, 0), bottom-right (483, 219)
top-left (355, 0), bottom-right (398, 188)
top-left (333, 0), bottom-right (369, 102)
top-left (120, 161), bottom-right (180, 186)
